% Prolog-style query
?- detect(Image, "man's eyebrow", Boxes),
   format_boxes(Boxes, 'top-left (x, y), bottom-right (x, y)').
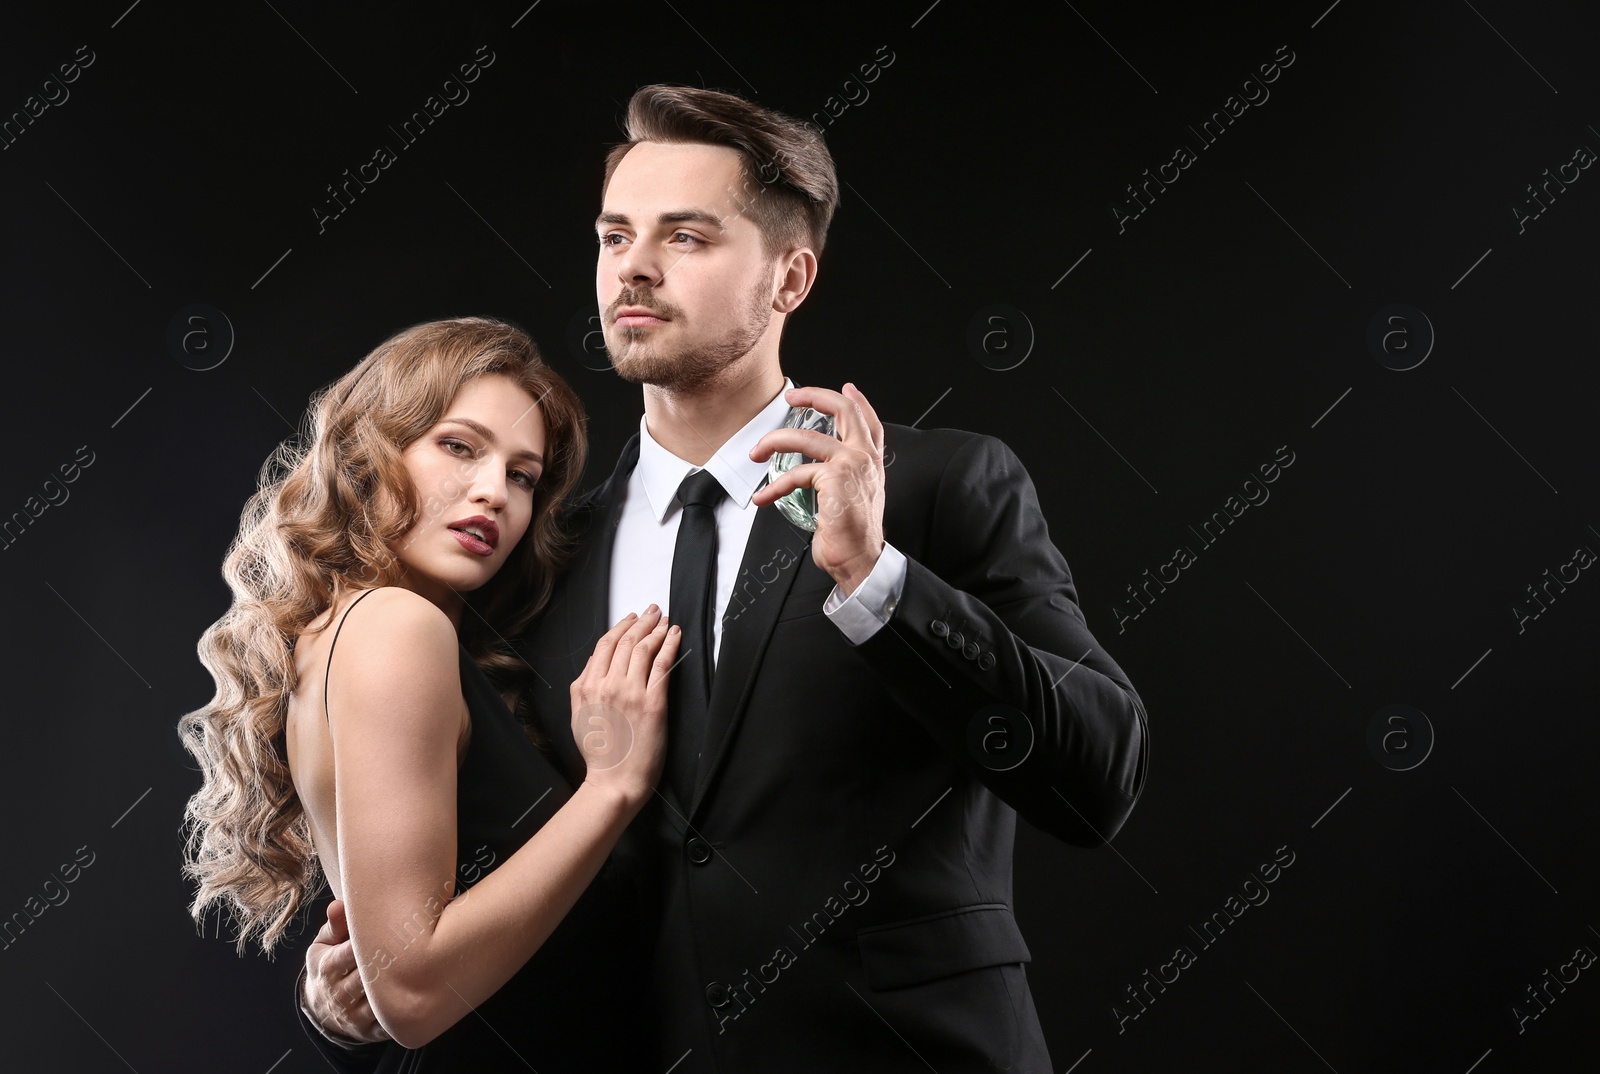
top-left (659, 210), bottom-right (727, 231)
top-left (439, 416), bottom-right (544, 464)
top-left (594, 209), bottom-right (727, 232)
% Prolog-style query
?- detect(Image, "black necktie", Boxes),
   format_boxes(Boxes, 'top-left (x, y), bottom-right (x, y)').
top-left (666, 468), bottom-right (726, 796)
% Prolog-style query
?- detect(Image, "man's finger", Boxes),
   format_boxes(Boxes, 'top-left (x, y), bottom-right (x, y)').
top-left (326, 899), bottom-right (349, 941)
top-left (751, 462), bottom-right (822, 506)
top-left (312, 914), bottom-right (337, 948)
top-left (844, 382), bottom-right (885, 454)
top-left (311, 929), bottom-right (359, 985)
top-left (783, 385), bottom-right (874, 450)
top-left (749, 428), bottom-right (839, 465)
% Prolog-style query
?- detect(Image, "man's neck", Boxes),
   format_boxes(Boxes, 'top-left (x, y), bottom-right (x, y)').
top-left (641, 360), bottom-right (786, 466)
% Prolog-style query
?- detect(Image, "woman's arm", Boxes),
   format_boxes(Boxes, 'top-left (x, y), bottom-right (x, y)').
top-left (327, 588), bottom-right (675, 1049)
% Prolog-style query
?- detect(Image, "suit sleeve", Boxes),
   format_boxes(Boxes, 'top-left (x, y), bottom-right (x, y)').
top-left (852, 432), bottom-right (1149, 846)
top-left (292, 965), bottom-right (388, 1072)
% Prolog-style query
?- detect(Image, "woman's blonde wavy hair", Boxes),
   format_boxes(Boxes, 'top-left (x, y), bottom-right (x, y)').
top-left (178, 316), bottom-right (588, 955)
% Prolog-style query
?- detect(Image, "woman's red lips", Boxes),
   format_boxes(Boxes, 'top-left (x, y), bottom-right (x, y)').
top-left (447, 515), bottom-right (498, 553)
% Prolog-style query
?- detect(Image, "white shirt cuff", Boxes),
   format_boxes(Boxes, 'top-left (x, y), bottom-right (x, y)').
top-left (823, 542), bottom-right (907, 645)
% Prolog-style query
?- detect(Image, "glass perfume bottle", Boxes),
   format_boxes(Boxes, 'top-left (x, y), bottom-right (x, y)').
top-left (767, 405), bottom-right (836, 532)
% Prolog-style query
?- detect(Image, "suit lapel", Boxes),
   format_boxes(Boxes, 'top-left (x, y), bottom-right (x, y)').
top-left (535, 435), bottom-right (637, 789)
top-left (688, 501), bottom-right (814, 817)
top-left (543, 433), bottom-right (814, 822)
top-left (561, 431), bottom-right (639, 644)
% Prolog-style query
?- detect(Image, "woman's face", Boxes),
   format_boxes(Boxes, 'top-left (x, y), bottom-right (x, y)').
top-left (391, 373), bottom-right (547, 613)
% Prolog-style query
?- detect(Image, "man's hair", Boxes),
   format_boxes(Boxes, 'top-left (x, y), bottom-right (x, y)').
top-left (602, 84), bottom-right (840, 258)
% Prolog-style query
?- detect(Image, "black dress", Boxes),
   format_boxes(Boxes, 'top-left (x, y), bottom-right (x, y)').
top-left (319, 590), bottom-right (647, 1072)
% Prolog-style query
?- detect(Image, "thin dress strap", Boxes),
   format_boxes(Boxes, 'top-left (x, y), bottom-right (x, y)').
top-left (323, 588), bottom-right (380, 725)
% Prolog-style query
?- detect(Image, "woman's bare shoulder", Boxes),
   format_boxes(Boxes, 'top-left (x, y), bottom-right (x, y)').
top-left (321, 588), bottom-right (461, 711)
top-left (322, 586), bottom-right (452, 643)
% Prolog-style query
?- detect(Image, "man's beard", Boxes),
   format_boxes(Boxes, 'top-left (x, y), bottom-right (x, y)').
top-left (604, 274), bottom-right (774, 392)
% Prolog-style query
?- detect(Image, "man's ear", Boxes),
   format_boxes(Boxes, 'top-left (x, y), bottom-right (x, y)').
top-left (772, 248), bottom-right (818, 314)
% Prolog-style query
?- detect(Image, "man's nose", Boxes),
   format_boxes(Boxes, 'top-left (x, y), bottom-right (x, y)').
top-left (616, 241), bottom-right (663, 287)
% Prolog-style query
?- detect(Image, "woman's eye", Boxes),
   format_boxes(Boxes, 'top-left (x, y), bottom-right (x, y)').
top-left (441, 438), bottom-right (473, 456)
top-left (511, 470), bottom-right (539, 489)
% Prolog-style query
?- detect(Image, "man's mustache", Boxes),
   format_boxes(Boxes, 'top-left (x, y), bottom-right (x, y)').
top-left (607, 289), bottom-right (683, 322)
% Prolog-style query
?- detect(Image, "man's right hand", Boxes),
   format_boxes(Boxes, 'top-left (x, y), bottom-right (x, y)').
top-left (304, 899), bottom-right (389, 1044)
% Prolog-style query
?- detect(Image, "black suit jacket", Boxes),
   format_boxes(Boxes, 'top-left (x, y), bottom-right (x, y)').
top-left (300, 421), bottom-right (1147, 1073)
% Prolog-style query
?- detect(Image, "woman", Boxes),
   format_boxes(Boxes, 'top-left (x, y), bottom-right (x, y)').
top-left (179, 317), bottom-right (676, 1067)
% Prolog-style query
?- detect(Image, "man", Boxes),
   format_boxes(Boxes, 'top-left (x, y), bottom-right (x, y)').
top-left (298, 84), bottom-right (1147, 1072)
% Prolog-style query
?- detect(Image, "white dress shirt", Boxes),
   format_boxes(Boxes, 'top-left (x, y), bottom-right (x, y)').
top-left (607, 378), bottom-right (908, 665)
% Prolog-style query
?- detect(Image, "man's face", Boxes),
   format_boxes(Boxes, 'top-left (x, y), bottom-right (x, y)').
top-left (595, 141), bottom-right (777, 391)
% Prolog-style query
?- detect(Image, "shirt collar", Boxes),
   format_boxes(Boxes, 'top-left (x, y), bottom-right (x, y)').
top-left (637, 377), bottom-right (795, 521)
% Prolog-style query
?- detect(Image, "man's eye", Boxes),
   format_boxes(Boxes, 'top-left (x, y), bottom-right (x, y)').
top-left (599, 233), bottom-right (627, 246)
top-left (670, 232), bottom-right (700, 247)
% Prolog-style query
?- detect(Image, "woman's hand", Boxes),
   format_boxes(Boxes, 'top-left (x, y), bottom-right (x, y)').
top-left (570, 606), bottom-right (679, 810)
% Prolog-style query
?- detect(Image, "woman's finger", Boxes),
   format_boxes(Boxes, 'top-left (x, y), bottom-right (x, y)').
top-left (608, 606), bottom-right (661, 677)
top-left (641, 617), bottom-right (674, 677)
top-left (624, 614), bottom-right (662, 672)
top-left (582, 612), bottom-right (640, 682)
top-left (647, 624), bottom-right (683, 693)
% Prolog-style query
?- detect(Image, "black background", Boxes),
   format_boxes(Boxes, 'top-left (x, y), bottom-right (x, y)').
top-left (1, 1), bottom-right (1596, 1070)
